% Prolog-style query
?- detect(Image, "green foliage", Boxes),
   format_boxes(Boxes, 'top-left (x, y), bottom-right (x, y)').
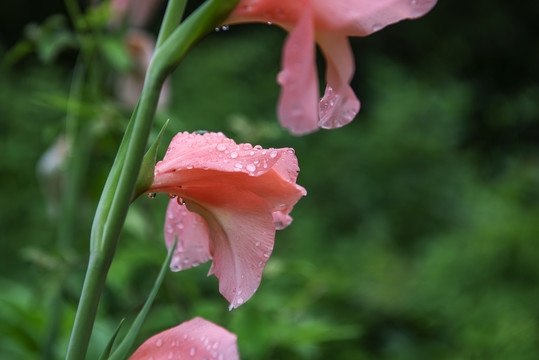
top-left (1, 1), bottom-right (538, 359)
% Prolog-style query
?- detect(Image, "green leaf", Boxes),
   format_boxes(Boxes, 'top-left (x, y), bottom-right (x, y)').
top-left (108, 240), bottom-right (177, 360)
top-left (133, 119), bottom-right (169, 200)
top-left (98, 319), bottom-right (125, 360)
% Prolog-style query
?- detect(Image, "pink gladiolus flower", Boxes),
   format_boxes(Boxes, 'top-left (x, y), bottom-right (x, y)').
top-left (226, 0), bottom-right (438, 135)
top-left (149, 132), bottom-right (306, 309)
top-left (129, 317), bottom-right (239, 360)
top-left (115, 29), bottom-right (170, 109)
top-left (110, 0), bottom-right (164, 28)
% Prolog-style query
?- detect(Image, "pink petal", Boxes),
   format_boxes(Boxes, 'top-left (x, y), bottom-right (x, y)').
top-left (227, 0), bottom-right (308, 26)
top-left (317, 33), bottom-right (360, 129)
top-left (314, 0), bottom-right (438, 36)
top-left (129, 317), bottom-right (239, 360)
top-left (272, 211), bottom-right (293, 230)
top-left (164, 200), bottom-right (212, 271)
top-left (175, 185), bottom-right (276, 310)
top-left (152, 133), bottom-right (306, 216)
top-left (276, 5), bottom-right (319, 135)
top-left (154, 132), bottom-right (283, 176)
top-left (110, 0), bottom-right (165, 27)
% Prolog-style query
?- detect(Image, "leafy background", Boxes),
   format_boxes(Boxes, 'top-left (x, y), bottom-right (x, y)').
top-left (1, 0), bottom-right (539, 359)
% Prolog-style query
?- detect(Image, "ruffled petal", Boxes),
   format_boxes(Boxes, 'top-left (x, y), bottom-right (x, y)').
top-left (227, 0), bottom-right (308, 26)
top-left (276, 5), bottom-right (319, 135)
top-left (151, 132), bottom-right (306, 216)
top-left (317, 32), bottom-right (360, 129)
top-left (129, 317), bottom-right (239, 360)
top-left (154, 132), bottom-right (282, 176)
top-left (164, 199), bottom-right (212, 271)
top-left (177, 186), bottom-right (276, 310)
top-left (314, 0), bottom-right (438, 36)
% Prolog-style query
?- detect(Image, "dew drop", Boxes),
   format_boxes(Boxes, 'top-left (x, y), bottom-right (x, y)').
top-left (372, 23), bottom-right (382, 31)
top-left (236, 297), bottom-right (244, 305)
top-left (255, 241), bottom-right (260, 247)
top-left (269, 150), bottom-right (277, 158)
top-left (190, 347), bottom-right (196, 356)
top-left (216, 143), bottom-right (226, 151)
top-left (221, 25), bottom-right (229, 31)
top-left (246, 164), bottom-right (256, 172)
top-left (168, 351), bottom-right (174, 359)
top-left (234, 163), bottom-right (243, 169)
top-left (267, 21), bottom-right (272, 25)
top-left (156, 338), bottom-right (163, 347)
top-left (230, 151), bottom-right (238, 159)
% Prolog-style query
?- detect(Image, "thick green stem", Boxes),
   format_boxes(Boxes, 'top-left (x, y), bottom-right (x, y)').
top-left (65, 1), bottom-right (240, 358)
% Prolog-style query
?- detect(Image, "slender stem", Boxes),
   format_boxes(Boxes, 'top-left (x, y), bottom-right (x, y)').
top-left (65, 1), bottom-right (241, 358)
top-left (65, 252), bottom-right (109, 360)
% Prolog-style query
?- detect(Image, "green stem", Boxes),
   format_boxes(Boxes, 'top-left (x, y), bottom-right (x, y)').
top-left (65, 1), bottom-right (240, 358)
top-left (156, 0), bottom-right (188, 49)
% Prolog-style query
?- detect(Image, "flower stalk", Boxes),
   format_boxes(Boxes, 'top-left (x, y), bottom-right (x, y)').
top-left (65, 1), bottom-right (240, 359)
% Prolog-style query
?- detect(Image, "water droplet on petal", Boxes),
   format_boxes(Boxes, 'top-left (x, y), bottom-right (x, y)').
top-left (156, 338), bottom-right (163, 347)
top-left (148, 193), bottom-right (156, 199)
top-left (230, 151), bottom-right (238, 159)
top-left (270, 150), bottom-right (277, 158)
top-left (246, 164), bottom-right (256, 172)
top-left (216, 143), bottom-right (226, 151)
top-left (221, 25), bottom-right (229, 31)
top-left (190, 347), bottom-right (196, 356)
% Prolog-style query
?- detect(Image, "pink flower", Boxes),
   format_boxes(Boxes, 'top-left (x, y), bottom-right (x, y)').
top-left (115, 29), bottom-right (170, 109)
top-left (226, 0), bottom-right (438, 135)
top-left (149, 132), bottom-right (306, 309)
top-left (110, 0), bottom-right (164, 28)
top-left (129, 317), bottom-right (239, 360)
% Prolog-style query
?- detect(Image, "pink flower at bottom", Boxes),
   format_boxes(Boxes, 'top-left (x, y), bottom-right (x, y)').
top-left (226, 0), bottom-right (438, 135)
top-left (149, 132), bottom-right (306, 309)
top-left (129, 317), bottom-right (239, 360)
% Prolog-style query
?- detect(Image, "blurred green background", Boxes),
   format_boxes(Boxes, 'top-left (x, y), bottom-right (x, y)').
top-left (1, 0), bottom-right (539, 359)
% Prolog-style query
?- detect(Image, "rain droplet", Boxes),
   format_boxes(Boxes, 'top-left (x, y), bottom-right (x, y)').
top-left (266, 21), bottom-right (272, 25)
top-left (168, 351), bottom-right (174, 359)
top-left (269, 150), bottom-right (277, 158)
top-left (372, 23), bottom-right (382, 31)
top-left (230, 151), bottom-right (238, 158)
top-left (156, 338), bottom-right (163, 347)
top-left (216, 143), bottom-right (226, 151)
top-left (221, 25), bottom-right (229, 31)
top-left (234, 163), bottom-right (243, 169)
top-left (255, 241), bottom-right (260, 247)
top-left (246, 164), bottom-right (256, 172)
